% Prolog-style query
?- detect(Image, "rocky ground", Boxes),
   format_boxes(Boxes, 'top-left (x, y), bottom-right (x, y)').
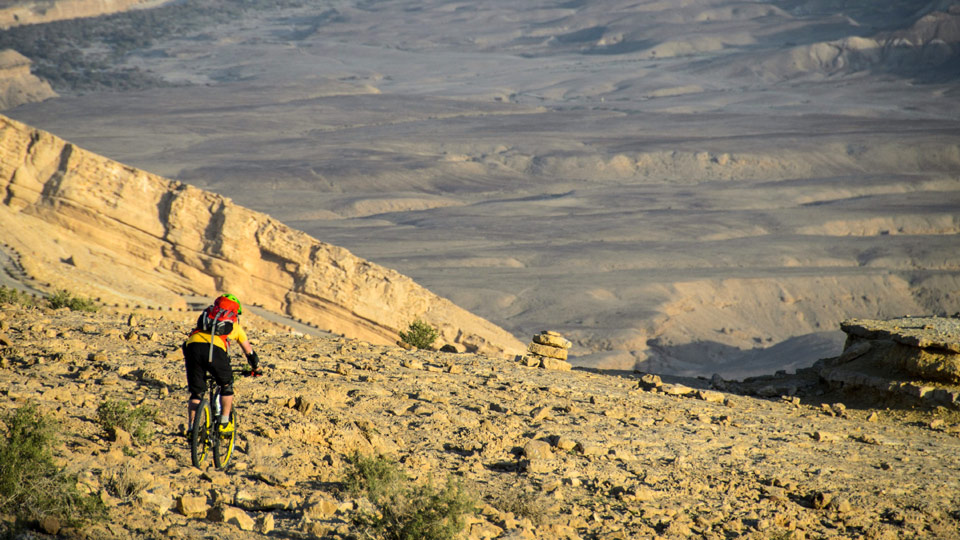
top-left (2, 301), bottom-right (960, 539)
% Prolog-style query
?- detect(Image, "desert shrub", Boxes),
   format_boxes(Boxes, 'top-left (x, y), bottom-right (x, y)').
top-left (345, 453), bottom-right (475, 540)
top-left (399, 319), bottom-right (439, 350)
top-left (47, 289), bottom-right (98, 312)
top-left (96, 400), bottom-right (156, 444)
top-left (103, 464), bottom-right (150, 501)
top-left (493, 485), bottom-right (549, 526)
top-left (345, 452), bottom-right (407, 501)
top-left (0, 286), bottom-right (35, 307)
top-left (0, 403), bottom-right (105, 527)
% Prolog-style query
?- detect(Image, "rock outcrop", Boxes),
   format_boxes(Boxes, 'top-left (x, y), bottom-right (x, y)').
top-left (817, 316), bottom-right (960, 408)
top-left (0, 49), bottom-right (56, 110)
top-left (0, 114), bottom-right (525, 356)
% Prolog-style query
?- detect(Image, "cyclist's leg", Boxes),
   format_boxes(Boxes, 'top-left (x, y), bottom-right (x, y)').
top-left (209, 346), bottom-right (234, 424)
top-left (184, 343), bottom-right (209, 426)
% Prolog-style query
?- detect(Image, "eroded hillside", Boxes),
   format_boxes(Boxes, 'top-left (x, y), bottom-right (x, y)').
top-left (0, 0), bottom-right (171, 29)
top-left (6, 0), bottom-right (958, 377)
top-left (1, 302), bottom-right (960, 538)
top-left (0, 114), bottom-right (525, 357)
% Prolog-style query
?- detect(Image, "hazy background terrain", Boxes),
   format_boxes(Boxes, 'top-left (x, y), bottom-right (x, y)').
top-left (5, 0), bottom-right (960, 378)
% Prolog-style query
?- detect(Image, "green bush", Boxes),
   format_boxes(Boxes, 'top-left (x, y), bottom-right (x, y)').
top-left (96, 400), bottom-right (156, 445)
top-left (0, 403), bottom-right (105, 527)
top-left (0, 286), bottom-right (36, 307)
top-left (399, 319), bottom-right (439, 350)
top-left (47, 289), bottom-right (98, 312)
top-left (345, 453), bottom-right (475, 540)
top-left (346, 452), bottom-right (407, 501)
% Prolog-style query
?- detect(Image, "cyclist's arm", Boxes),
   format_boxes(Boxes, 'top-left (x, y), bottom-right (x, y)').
top-left (230, 324), bottom-right (261, 373)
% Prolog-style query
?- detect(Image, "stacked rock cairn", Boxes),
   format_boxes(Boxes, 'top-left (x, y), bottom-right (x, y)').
top-left (520, 330), bottom-right (573, 370)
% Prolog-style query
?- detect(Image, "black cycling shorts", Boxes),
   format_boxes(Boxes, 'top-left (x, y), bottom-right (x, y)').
top-left (184, 342), bottom-right (234, 398)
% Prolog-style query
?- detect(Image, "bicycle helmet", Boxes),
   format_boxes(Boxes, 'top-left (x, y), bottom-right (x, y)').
top-left (218, 293), bottom-right (242, 315)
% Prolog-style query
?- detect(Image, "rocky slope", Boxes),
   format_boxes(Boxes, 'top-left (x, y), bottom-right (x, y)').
top-left (0, 49), bottom-right (55, 109)
top-left (2, 302), bottom-right (960, 539)
top-left (0, 0), bottom-right (171, 29)
top-left (0, 114), bottom-right (525, 357)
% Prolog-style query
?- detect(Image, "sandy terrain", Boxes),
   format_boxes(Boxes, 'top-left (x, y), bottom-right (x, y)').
top-left (6, 0), bottom-right (960, 378)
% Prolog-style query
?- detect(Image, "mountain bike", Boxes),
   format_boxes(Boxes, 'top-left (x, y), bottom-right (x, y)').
top-left (190, 370), bottom-right (240, 469)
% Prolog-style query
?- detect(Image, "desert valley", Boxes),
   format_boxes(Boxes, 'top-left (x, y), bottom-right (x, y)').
top-left (1, 0), bottom-right (958, 378)
top-left (1, 1), bottom-right (960, 538)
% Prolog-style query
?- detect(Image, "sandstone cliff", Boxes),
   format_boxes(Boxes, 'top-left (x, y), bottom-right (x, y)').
top-left (0, 114), bottom-right (525, 356)
top-left (0, 0), bottom-right (171, 29)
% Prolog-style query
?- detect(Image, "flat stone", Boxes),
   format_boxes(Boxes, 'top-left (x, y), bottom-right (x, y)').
top-left (523, 439), bottom-right (553, 460)
top-left (177, 495), bottom-right (208, 518)
top-left (540, 357), bottom-right (572, 371)
top-left (528, 342), bottom-right (568, 360)
top-left (532, 332), bottom-right (572, 349)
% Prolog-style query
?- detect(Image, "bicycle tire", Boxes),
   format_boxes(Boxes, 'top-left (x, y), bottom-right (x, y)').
top-left (213, 409), bottom-right (237, 469)
top-left (190, 398), bottom-right (212, 467)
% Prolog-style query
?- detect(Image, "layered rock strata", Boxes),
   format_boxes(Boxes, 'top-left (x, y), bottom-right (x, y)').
top-left (0, 114), bottom-right (525, 356)
top-left (0, 0), bottom-right (172, 29)
top-left (520, 330), bottom-right (573, 370)
top-left (817, 316), bottom-right (960, 408)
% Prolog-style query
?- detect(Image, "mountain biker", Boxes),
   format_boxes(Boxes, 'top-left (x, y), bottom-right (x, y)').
top-left (183, 293), bottom-right (262, 434)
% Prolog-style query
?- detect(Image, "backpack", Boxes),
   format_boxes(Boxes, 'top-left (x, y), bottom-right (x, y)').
top-left (196, 296), bottom-right (240, 336)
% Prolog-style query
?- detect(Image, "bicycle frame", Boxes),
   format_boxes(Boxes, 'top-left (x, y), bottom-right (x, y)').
top-left (190, 371), bottom-right (237, 469)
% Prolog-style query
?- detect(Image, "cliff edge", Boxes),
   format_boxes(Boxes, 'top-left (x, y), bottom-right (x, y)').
top-left (0, 0), bottom-right (172, 29)
top-left (0, 114), bottom-right (525, 356)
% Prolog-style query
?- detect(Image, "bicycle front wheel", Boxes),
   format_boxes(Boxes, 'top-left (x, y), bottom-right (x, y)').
top-left (213, 409), bottom-right (237, 469)
top-left (190, 398), bottom-right (212, 468)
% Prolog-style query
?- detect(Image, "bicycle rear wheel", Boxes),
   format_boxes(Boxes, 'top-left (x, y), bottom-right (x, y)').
top-left (190, 398), bottom-right (212, 467)
top-left (213, 409), bottom-right (237, 469)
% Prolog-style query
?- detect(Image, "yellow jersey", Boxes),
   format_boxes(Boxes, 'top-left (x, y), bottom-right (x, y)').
top-left (186, 323), bottom-right (248, 352)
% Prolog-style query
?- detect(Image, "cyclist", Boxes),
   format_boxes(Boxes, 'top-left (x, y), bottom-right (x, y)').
top-left (183, 293), bottom-right (262, 434)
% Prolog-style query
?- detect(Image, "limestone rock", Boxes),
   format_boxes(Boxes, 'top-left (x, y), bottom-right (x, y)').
top-left (257, 514), bottom-right (275, 534)
top-left (819, 317), bottom-right (960, 407)
top-left (638, 374), bottom-right (662, 390)
top-left (0, 115), bottom-right (525, 358)
top-left (0, 50), bottom-right (56, 110)
top-left (540, 357), bottom-right (572, 371)
top-left (533, 332), bottom-right (572, 349)
top-left (208, 506), bottom-right (255, 531)
top-left (661, 383), bottom-right (695, 396)
top-left (519, 355), bottom-right (540, 368)
top-left (697, 389), bottom-right (726, 403)
top-left (528, 342), bottom-right (568, 360)
top-left (177, 495), bottom-right (208, 518)
top-left (523, 439), bottom-right (553, 460)
top-left (304, 495), bottom-right (339, 519)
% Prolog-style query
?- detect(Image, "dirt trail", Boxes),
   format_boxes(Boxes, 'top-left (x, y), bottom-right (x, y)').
top-left (2, 302), bottom-right (960, 539)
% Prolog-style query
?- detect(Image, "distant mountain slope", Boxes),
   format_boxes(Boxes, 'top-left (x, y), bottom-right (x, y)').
top-left (0, 0), bottom-right (171, 29)
top-left (0, 114), bottom-right (525, 356)
top-left (6, 0), bottom-right (960, 378)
